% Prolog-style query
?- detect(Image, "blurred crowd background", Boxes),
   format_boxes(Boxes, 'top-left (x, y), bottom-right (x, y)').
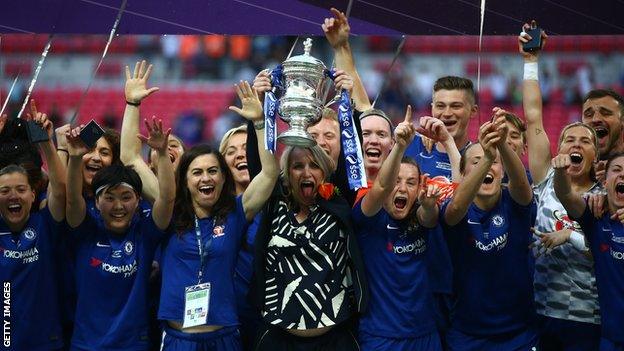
top-left (2, 34), bottom-right (624, 152)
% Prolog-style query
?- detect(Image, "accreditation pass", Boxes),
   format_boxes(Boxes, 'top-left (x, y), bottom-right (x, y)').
top-left (183, 282), bottom-right (211, 328)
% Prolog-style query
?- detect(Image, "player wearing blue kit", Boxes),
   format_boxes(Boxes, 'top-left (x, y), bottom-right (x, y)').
top-left (65, 117), bottom-right (175, 350)
top-left (405, 77), bottom-right (471, 346)
top-left (158, 81), bottom-right (279, 351)
top-left (554, 152), bottom-right (624, 351)
top-left (0, 109), bottom-right (66, 350)
top-left (353, 106), bottom-right (443, 350)
top-left (441, 110), bottom-right (538, 351)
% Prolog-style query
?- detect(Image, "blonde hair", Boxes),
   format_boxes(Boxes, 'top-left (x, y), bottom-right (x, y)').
top-left (280, 145), bottom-right (335, 189)
top-left (557, 122), bottom-right (599, 157)
top-left (219, 124), bottom-right (248, 155)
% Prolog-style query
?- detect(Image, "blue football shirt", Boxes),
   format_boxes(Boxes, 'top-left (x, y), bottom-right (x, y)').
top-left (441, 189), bottom-right (536, 336)
top-left (0, 208), bottom-right (63, 350)
top-left (70, 209), bottom-right (164, 350)
top-left (574, 205), bottom-right (624, 344)
top-left (158, 195), bottom-right (248, 327)
top-left (352, 202), bottom-right (436, 338)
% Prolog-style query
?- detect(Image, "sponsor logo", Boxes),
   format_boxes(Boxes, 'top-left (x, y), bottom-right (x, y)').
top-left (22, 228), bottom-right (36, 241)
top-left (90, 258), bottom-right (138, 278)
top-left (338, 103), bottom-right (350, 113)
top-left (96, 242), bottom-right (111, 248)
top-left (111, 250), bottom-right (122, 259)
top-left (474, 233), bottom-right (508, 252)
top-left (2, 247), bottom-right (39, 264)
top-left (386, 224), bottom-right (400, 230)
top-left (124, 241), bottom-right (134, 255)
top-left (610, 247), bottom-right (624, 260)
top-left (467, 219), bottom-right (480, 225)
top-left (345, 154), bottom-right (358, 165)
top-left (342, 129), bottom-right (354, 139)
top-left (388, 238), bottom-right (427, 255)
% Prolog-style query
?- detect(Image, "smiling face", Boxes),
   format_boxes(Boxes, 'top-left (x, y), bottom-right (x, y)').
top-left (222, 132), bottom-right (249, 194)
top-left (0, 172), bottom-right (35, 231)
top-left (95, 185), bottom-right (140, 234)
top-left (505, 120), bottom-right (526, 157)
top-left (186, 154), bottom-right (225, 214)
top-left (582, 96), bottom-right (622, 158)
top-left (384, 162), bottom-right (420, 220)
top-left (605, 155), bottom-right (624, 212)
top-left (150, 135), bottom-right (185, 174)
top-left (558, 125), bottom-right (597, 179)
top-left (82, 137), bottom-right (113, 187)
top-left (431, 89), bottom-right (476, 148)
top-left (308, 117), bottom-right (340, 166)
top-left (462, 144), bottom-right (503, 198)
top-left (287, 148), bottom-right (326, 207)
top-left (361, 115), bottom-right (394, 178)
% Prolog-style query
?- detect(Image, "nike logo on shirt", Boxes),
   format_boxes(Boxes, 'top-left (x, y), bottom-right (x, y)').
top-left (387, 224), bottom-right (400, 230)
top-left (467, 219), bottom-right (480, 225)
top-left (96, 242), bottom-right (111, 248)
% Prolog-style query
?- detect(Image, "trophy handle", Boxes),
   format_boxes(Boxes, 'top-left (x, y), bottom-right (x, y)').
top-left (324, 90), bottom-right (342, 108)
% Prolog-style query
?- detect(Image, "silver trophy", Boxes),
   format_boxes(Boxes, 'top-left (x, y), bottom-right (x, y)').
top-left (277, 38), bottom-right (331, 147)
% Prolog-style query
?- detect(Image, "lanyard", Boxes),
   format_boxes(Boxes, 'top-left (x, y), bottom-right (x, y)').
top-left (194, 216), bottom-right (214, 284)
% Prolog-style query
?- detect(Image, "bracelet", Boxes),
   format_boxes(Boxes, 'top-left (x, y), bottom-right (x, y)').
top-left (253, 120), bottom-right (265, 130)
top-left (57, 149), bottom-right (68, 153)
top-left (523, 62), bottom-right (539, 81)
top-left (126, 100), bottom-right (141, 107)
top-left (569, 230), bottom-right (589, 252)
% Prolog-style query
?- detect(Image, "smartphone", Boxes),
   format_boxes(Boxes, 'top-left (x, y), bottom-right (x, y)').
top-left (522, 26), bottom-right (542, 52)
top-left (79, 119), bottom-right (105, 149)
top-left (26, 120), bottom-right (50, 143)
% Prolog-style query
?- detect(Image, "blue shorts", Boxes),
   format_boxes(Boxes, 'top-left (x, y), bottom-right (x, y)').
top-left (600, 338), bottom-right (624, 351)
top-left (446, 327), bottom-right (537, 351)
top-left (359, 331), bottom-right (442, 351)
top-left (161, 325), bottom-right (241, 351)
top-left (537, 314), bottom-right (600, 351)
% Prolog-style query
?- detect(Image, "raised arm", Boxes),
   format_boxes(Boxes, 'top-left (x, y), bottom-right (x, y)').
top-left (230, 81), bottom-right (280, 221)
top-left (323, 8), bottom-right (371, 112)
top-left (552, 153), bottom-right (587, 218)
top-left (120, 60), bottom-right (160, 203)
top-left (138, 117), bottom-right (175, 231)
top-left (416, 116), bottom-right (461, 182)
top-left (494, 109), bottom-right (533, 205)
top-left (55, 123), bottom-right (70, 166)
top-left (519, 25), bottom-right (551, 184)
top-left (65, 126), bottom-right (90, 228)
top-left (361, 106), bottom-right (415, 216)
top-left (416, 180), bottom-right (441, 228)
top-left (444, 121), bottom-right (499, 226)
top-left (27, 102), bottom-right (66, 221)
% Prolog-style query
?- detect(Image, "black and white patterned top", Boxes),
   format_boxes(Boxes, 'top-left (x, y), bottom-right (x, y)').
top-left (262, 200), bottom-right (353, 329)
top-left (533, 168), bottom-right (601, 324)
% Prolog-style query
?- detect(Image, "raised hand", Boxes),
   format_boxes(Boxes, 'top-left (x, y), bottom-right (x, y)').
top-left (228, 81), bottom-right (263, 121)
top-left (125, 60), bottom-right (159, 104)
top-left (0, 114), bottom-right (6, 135)
top-left (418, 177), bottom-right (441, 210)
top-left (26, 99), bottom-right (53, 138)
top-left (416, 116), bottom-right (451, 144)
top-left (491, 107), bottom-right (509, 146)
top-left (551, 153), bottom-right (571, 171)
top-left (333, 69), bottom-right (354, 96)
top-left (594, 160), bottom-right (606, 183)
top-left (137, 116), bottom-right (171, 152)
top-left (518, 20), bottom-right (548, 62)
top-left (478, 121), bottom-right (500, 161)
top-left (252, 69), bottom-right (272, 96)
top-left (66, 125), bottom-right (90, 157)
top-left (394, 105), bottom-right (416, 148)
top-left (322, 7), bottom-right (350, 49)
top-left (55, 124), bottom-right (71, 150)
top-left (611, 208), bottom-right (624, 224)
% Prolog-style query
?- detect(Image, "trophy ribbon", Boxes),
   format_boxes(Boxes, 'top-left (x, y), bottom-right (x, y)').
top-left (264, 64), bottom-right (283, 153)
top-left (327, 69), bottom-right (367, 190)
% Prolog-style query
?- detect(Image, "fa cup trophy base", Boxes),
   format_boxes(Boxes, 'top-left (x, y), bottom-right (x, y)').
top-left (277, 131), bottom-right (317, 147)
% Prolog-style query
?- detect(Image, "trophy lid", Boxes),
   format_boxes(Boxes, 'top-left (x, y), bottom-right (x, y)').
top-left (283, 38), bottom-right (326, 69)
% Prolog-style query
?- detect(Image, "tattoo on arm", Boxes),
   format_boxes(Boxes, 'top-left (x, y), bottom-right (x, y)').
top-left (535, 128), bottom-right (542, 135)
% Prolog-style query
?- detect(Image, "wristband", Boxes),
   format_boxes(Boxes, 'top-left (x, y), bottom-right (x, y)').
top-left (523, 62), bottom-right (539, 81)
top-left (253, 120), bottom-right (265, 130)
top-left (569, 230), bottom-right (589, 252)
top-left (57, 148), bottom-right (68, 153)
top-left (126, 100), bottom-right (141, 107)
